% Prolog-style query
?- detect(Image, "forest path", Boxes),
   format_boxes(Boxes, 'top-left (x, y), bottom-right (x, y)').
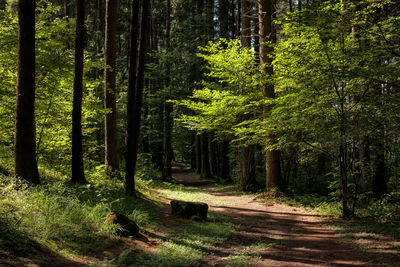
top-left (170, 164), bottom-right (398, 267)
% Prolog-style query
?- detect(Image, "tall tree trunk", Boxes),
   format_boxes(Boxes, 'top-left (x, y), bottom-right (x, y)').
top-left (71, 0), bottom-right (86, 183)
top-left (219, 141), bottom-right (230, 180)
top-left (238, 146), bottom-right (256, 191)
top-left (209, 133), bottom-right (219, 177)
top-left (125, 0), bottom-right (150, 194)
top-left (190, 133), bottom-right (196, 170)
top-left (230, 0), bottom-right (236, 38)
top-left (104, 0), bottom-right (120, 175)
top-left (206, 0), bottom-right (215, 40)
top-left (372, 133), bottom-right (387, 198)
top-left (237, 0), bottom-right (241, 39)
top-left (125, 0), bottom-right (140, 194)
top-left (163, 0), bottom-right (173, 179)
top-left (195, 133), bottom-right (202, 174)
top-left (258, 0), bottom-right (283, 191)
top-left (149, 2), bottom-right (164, 171)
top-left (236, 0), bottom-right (256, 189)
top-left (219, 0), bottom-right (229, 39)
top-left (200, 132), bottom-right (212, 178)
top-left (14, 0), bottom-right (39, 183)
top-left (63, 0), bottom-right (68, 17)
top-left (241, 0), bottom-right (251, 47)
top-left (252, 3), bottom-right (259, 62)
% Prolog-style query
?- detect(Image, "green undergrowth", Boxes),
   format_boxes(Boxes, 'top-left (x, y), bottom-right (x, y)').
top-left (95, 211), bottom-right (234, 266)
top-left (0, 165), bottom-right (236, 266)
top-left (0, 171), bottom-right (159, 259)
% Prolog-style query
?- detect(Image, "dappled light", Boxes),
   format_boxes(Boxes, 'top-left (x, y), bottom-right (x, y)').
top-left (1, 0), bottom-right (400, 266)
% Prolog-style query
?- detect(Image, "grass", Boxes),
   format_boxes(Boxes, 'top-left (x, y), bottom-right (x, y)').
top-left (224, 254), bottom-right (260, 267)
top-left (0, 164), bottom-right (237, 266)
top-left (0, 171), bottom-right (160, 260)
top-left (145, 178), bottom-right (234, 206)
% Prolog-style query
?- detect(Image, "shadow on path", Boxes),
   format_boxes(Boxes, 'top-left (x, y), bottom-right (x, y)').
top-left (171, 164), bottom-right (400, 267)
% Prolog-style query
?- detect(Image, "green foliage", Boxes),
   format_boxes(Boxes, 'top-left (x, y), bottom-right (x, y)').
top-left (0, 2), bottom-right (104, 176)
top-left (176, 39), bottom-right (264, 145)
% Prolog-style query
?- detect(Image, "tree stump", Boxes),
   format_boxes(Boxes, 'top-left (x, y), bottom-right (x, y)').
top-left (170, 200), bottom-right (208, 221)
top-left (105, 211), bottom-right (139, 237)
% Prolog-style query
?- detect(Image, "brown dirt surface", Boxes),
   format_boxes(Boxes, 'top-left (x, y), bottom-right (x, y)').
top-left (171, 165), bottom-right (400, 267)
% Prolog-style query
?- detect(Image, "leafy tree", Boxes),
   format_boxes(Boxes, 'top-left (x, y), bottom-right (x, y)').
top-left (271, 0), bottom-right (400, 216)
top-left (177, 39), bottom-right (264, 190)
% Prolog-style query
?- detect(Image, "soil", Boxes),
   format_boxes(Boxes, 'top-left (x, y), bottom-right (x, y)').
top-left (171, 165), bottom-right (400, 267)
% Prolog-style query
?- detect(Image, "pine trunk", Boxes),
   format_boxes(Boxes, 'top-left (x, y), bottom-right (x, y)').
top-left (125, 0), bottom-right (150, 194)
top-left (125, 0), bottom-right (140, 194)
top-left (200, 133), bottom-right (212, 178)
top-left (71, 0), bottom-right (86, 183)
top-left (104, 0), bottom-right (119, 175)
top-left (163, 0), bottom-right (173, 179)
top-left (14, 0), bottom-right (39, 183)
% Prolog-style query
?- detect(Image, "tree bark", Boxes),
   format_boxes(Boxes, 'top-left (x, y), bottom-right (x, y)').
top-left (14, 0), bottom-right (39, 184)
top-left (125, 0), bottom-right (150, 194)
top-left (241, 0), bottom-right (251, 47)
top-left (258, 0), bottom-right (283, 191)
top-left (219, 141), bottom-right (230, 180)
top-left (71, 0), bottom-right (86, 183)
top-left (125, 0), bottom-right (140, 194)
top-left (195, 133), bottom-right (202, 174)
top-left (104, 0), bottom-right (120, 175)
top-left (163, 0), bottom-right (173, 179)
top-left (200, 132), bottom-right (212, 178)
top-left (238, 146), bottom-right (256, 191)
top-left (219, 0), bottom-right (229, 39)
top-left (372, 134), bottom-right (387, 198)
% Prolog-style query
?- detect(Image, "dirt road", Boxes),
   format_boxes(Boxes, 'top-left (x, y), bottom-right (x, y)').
top-left (172, 165), bottom-right (399, 266)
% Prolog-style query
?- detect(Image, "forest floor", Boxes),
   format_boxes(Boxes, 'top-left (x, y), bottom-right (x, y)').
top-left (166, 164), bottom-right (400, 267)
top-left (2, 164), bottom-right (399, 266)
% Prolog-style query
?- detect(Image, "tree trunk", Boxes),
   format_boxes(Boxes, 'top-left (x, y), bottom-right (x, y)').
top-left (219, 141), bottom-right (230, 180)
top-left (252, 3), bottom-right (259, 62)
top-left (125, 0), bottom-right (141, 194)
top-left (104, 0), bottom-right (120, 175)
top-left (195, 133), bottom-right (202, 174)
top-left (71, 0), bottom-right (86, 183)
top-left (372, 134), bottom-right (387, 198)
top-left (163, 0), bottom-right (173, 179)
top-left (230, 0), bottom-right (236, 38)
top-left (238, 146), bottom-right (256, 191)
top-left (190, 133), bottom-right (196, 170)
top-left (125, 0), bottom-right (150, 194)
top-left (63, 0), bottom-right (68, 17)
top-left (209, 133), bottom-right (219, 178)
top-left (200, 132), bottom-right (212, 178)
top-left (218, 0), bottom-right (229, 39)
top-left (241, 0), bottom-right (251, 47)
top-left (14, 0), bottom-right (39, 184)
top-left (258, 0), bottom-right (283, 191)
top-left (237, 0), bottom-right (241, 39)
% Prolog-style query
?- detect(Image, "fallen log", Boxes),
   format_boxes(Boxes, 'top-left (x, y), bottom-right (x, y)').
top-left (170, 200), bottom-right (208, 221)
top-left (105, 211), bottom-right (139, 237)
